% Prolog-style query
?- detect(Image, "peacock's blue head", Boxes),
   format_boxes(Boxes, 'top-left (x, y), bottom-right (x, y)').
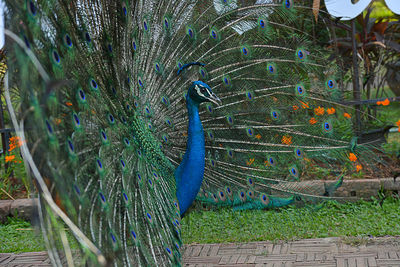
top-left (188, 81), bottom-right (221, 106)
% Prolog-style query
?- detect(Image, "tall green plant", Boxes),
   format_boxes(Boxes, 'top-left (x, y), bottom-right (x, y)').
top-left (0, 136), bottom-right (30, 199)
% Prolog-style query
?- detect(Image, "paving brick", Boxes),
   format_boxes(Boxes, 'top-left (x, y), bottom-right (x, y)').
top-left (184, 246), bottom-right (193, 258)
top-left (377, 251), bottom-right (388, 259)
top-left (209, 245), bottom-right (220, 257)
top-left (348, 257), bottom-right (356, 267)
top-left (185, 256), bottom-right (220, 264)
top-left (335, 253), bottom-right (376, 258)
top-left (228, 255), bottom-right (239, 264)
top-left (293, 262), bottom-right (336, 267)
top-left (191, 245), bottom-right (202, 257)
top-left (200, 245), bottom-right (211, 257)
top-left (388, 251), bottom-right (399, 259)
top-left (219, 255), bottom-right (231, 265)
top-left (315, 253), bottom-right (323, 261)
top-left (375, 259), bottom-right (400, 265)
top-left (246, 255), bottom-right (256, 263)
top-left (306, 252), bottom-right (316, 261)
top-left (280, 244), bottom-right (289, 254)
top-left (336, 258), bottom-right (346, 267)
top-left (236, 255), bottom-right (247, 264)
top-left (272, 245), bottom-right (281, 255)
top-left (254, 254), bottom-right (297, 263)
top-left (239, 243), bottom-right (257, 249)
top-left (367, 256), bottom-right (378, 267)
top-left (2, 237), bottom-right (400, 266)
top-left (256, 244), bottom-right (268, 255)
top-left (295, 253), bottom-right (305, 262)
top-left (0, 254), bottom-right (11, 264)
top-left (218, 248), bottom-right (255, 255)
top-left (355, 257), bottom-right (367, 267)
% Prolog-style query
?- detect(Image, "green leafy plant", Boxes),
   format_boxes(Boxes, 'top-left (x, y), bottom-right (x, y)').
top-left (0, 136), bottom-right (30, 199)
top-left (0, 156), bottom-right (18, 199)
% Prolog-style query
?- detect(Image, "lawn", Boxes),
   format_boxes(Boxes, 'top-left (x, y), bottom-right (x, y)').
top-left (0, 217), bottom-right (46, 253)
top-left (1, 197), bottom-right (399, 253)
top-left (183, 197), bottom-right (400, 244)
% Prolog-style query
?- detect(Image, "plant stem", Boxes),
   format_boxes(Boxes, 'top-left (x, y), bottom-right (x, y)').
top-left (1, 188), bottom-right (15, 200)
top-left (351, 19), bottom-right (361, 136)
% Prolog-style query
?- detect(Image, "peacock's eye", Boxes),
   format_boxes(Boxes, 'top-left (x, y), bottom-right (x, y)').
top-left (200, 87), bottom-right (206, 93)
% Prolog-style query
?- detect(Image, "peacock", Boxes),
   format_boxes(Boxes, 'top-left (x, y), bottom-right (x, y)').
top-left (3, 0), bottom-right (389, 266)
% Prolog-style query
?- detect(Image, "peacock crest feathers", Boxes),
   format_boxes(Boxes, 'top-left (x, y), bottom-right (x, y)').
top-left (4, 0), bottom-right (388, 266)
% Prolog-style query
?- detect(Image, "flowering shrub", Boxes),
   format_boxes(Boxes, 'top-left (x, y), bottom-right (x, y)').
top-left (0, 136), bottom-right (29, 199)
top-left (5, 136), bottom-right (25, 163)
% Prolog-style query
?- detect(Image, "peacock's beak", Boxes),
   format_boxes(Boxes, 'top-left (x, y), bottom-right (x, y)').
top-left (209, 93), bottom-right (222, 106)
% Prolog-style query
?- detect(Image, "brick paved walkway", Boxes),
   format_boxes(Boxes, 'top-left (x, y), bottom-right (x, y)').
top-left (1, 237), bottom-right (399, 266)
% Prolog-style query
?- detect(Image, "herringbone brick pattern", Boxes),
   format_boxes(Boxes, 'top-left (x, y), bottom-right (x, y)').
top-left (184, 237), bottom-right (400, 266)
top-left (1, 237), bottom-right (399, 266)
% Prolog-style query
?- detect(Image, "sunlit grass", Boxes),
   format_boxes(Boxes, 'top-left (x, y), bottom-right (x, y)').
top-left (182, 197), bottom-right (400, 244)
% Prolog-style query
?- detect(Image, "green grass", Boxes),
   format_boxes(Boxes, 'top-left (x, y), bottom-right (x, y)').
top-left (1, 197), bottom-right (399, 253)
top-left (181, 197), bottom-right (400, 244)
top-left (0, 217), bottom-right (46, 253)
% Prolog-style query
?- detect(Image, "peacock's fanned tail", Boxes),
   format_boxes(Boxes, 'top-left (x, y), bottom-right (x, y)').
top-left (4, 0), bottom-right (387, 266)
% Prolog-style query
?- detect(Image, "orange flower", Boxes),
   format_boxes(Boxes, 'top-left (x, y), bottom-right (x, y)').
top-left (327, 108), bottom-right (336, 115)
top-left (309, 117), bottom-right (317, 125)
top-left (376, 98), bottom-right (390, 106)
top-left (54, 118), bottom-right (62, 125)
top-left (396, 120), bottom-right (400, 127)
top-left (314, 106), bottom-right (325, 116)
top-left (343, 113), bottom-right (351, 119)
top-left (9, 137), bottom-right (16, 145)
top-left (255, 134), bottom-right (262, 140)
top-left (66, 102), bottom-right (73, 106)
top-left (8, 136), bottom-right (24, 152)
top-left (246, 158), bottom-right (255, 166)
top-left (356, 164), bottom-right (362, 172)
top-left (292, 105), bottom-right (299, 111)
top-left (281, 135), bottom-right (293, 145)
top-left (300, 101), bottom-right (309, 109)
top-left (349, 153), bottom-right (357, 162)
top-left (382, 98), bottom-right (390, 106)
top-left (5, 155), bottom-right (15, 163)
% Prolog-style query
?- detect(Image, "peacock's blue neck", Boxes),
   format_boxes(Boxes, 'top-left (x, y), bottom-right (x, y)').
top-left (175, 95), bottom-right (205, 217)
